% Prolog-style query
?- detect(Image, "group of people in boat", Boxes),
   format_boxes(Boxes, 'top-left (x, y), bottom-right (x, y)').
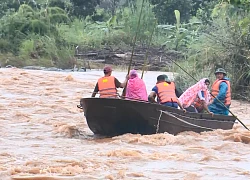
top-left (91, 66), bottom-right (231, 116)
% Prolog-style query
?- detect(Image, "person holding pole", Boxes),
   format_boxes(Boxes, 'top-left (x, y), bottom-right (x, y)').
top-left (208, 68), bottom-right (231, 115)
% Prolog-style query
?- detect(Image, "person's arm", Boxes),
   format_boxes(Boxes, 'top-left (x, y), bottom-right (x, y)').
top-left (202, 101), bottom-right (214, 116)
top-left (177, 99), bottom-right (186, 113)
top-left (198, 91), bottom-right (205, 101)
top-left (197, 90), bottom-right (213, 115)
top-left (91, 83), bottom-right (98, 97)
top-left (115, 76), bottom-right (128, 88)
top-left (148, 86), bottom-right (158, 103)
top-left (120, 75), bottom-right (129, 88)
top-left (148, 91), bottom-right (157, 103)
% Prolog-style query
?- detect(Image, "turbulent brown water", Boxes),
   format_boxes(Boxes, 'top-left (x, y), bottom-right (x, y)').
top-left (0, 68), bottom-right (250, 180)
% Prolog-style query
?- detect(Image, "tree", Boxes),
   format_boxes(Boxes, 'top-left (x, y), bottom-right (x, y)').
top-left (195, 0), bottom-right (219, 24)
top-left (70, 0), bottom-right (100, 18)
top-left (226, 0), bottom-right (250, 9)
top-left (48, 0), bottom-right (73, 14)
top-left (0, 0), bottom-right (37, 18)
top-left (99, 0), bottom-right (122, 16)
top-left (0, 3), bottom-right (69, 52)
top-left (150, 0), bottom-right (193, 24)
top-left (149, 0), bottom-right (219, 24)
top-left (186, 2), bottom-right (250, 98)
top-left (190, 0), bottom-right (218, 16)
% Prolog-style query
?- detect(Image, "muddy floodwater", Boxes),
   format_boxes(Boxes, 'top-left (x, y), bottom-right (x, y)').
top-left (0, 68), bottom-right (250, 180)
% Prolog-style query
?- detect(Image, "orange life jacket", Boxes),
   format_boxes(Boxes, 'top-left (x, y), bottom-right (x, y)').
top-left (193, 91), bottom-right (207, 112)
top-left (156, 82), bottom-right (177, 104)
top-left (97, 76), bottom-right (117, 98)
top-left (211, 79), bottom-right (231, 105)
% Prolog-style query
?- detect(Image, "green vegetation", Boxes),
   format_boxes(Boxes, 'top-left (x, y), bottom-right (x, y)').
top-left (0, 0), bottom-right (250, 99)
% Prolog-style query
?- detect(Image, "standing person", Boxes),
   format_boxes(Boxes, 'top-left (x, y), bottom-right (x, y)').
top-left (148, 75), bottom-right (186, 112)
top-left (125, 70), bottom-right (148, 101)
top-left (208, 68), bottom-right (231, 115)
top-left (179, 78), bottom-right (213, 114)
top-left (91, 66), bottom-right (128, 98)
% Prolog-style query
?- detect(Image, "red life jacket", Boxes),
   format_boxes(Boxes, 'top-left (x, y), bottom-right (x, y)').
top-left (211, 79), bottom-right (231, 105)
top-left (156, 82), bottom-right (177, 103)
top-left (97, 76), bottom-right (117, 98)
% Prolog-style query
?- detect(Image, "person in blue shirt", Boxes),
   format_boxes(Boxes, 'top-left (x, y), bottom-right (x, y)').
top-left (208, 68), bottom-right (231, 115)
top-left (148, 75), bottom-right (186, 112)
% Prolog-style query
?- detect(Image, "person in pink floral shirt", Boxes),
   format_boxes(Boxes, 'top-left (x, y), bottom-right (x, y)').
top-left (179, 78), bottom-right (213, 115)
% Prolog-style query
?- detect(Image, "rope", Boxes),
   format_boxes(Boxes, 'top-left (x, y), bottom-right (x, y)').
top-left (166, 111), bottom-right (235, 123)
top-left (159, 110), bottom-right (215, 131)
top-left (156, 110), bottom-right (163, 133)
top-left (127, 0), bottom-right (145, 75)
top-left (141, 19), bottom-right (157, 79)
top-left (122, 0), bottom-right (146, 97)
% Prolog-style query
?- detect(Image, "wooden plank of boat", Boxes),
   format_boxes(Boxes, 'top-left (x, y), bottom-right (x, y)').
top-left (80, 98), bottom-right (236, 136)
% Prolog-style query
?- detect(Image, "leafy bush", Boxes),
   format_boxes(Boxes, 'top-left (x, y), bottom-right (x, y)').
top-left (175, 2), bottom-right (250, 99)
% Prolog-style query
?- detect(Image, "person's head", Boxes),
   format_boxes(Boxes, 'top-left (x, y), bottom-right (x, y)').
top-left (215, 68), bottom-right (226, 80)
top-left (103, 66), bottom-right (112, 76)
top-left (129, 69), bottom-right (138, 79)
top-left (204, 79), bottom-right (210, 87)
top-left (157, 75), bottom-right (166, 83)
top-left (162, 74), bottom-right (171, 83)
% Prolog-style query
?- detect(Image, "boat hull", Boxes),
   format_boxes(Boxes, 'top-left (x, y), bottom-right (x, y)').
top-left (80, 98), bottom-right (236, 136)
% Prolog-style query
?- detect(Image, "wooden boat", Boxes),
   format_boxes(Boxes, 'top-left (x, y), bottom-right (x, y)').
top-left (80, 98), bottom-right (236, 136)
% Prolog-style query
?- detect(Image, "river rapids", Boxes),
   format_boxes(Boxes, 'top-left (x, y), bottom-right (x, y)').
top-left (0, 68), bottom-right (249, 180)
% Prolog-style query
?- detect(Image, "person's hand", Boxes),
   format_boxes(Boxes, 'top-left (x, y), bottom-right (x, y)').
top-left (209, 111), bottom-right (214, 116)
top-left (125, 74), bottom-right (129, 80)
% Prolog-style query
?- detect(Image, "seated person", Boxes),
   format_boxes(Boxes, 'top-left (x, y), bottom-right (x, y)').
top-left (148, 75), bottom-right (186, 112)
top-left (193, 80), bottom-right (211, 113)
top-left (125, 70), bottom-right (148, 101)
top-left (179, 78), bottom-right (213, 115)
top-left (162, 74), bottom-right (183, 97)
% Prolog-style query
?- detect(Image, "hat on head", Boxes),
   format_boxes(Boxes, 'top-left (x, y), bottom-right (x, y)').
top-left (157, 75), bottom-right (165, 82)
top-left (104, 66), bottom-right (112, 73)
top-left (215, 68), bottom-right (226, 76)
top-left (162, 74), bottom-right (171, 83)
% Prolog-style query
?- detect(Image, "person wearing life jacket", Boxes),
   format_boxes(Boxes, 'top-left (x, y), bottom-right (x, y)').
top-left (148, 75), bottom-right (186, 112)
top-left (91, 66), bottom-right (128, 98)
top-left (162, 74), bottom-right (183, 98)
top-left (179, 78), bottom-right (213, 115)
top-left (193, 79), bottom-right (213, 114)
top-left (208, 68), bottom-right (231, 115)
